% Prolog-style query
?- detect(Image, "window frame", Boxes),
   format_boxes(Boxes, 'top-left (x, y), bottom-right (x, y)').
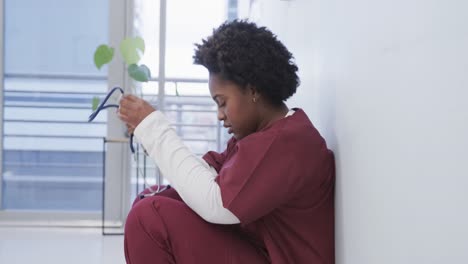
top-left (0, 0), bottom-right (230, 227)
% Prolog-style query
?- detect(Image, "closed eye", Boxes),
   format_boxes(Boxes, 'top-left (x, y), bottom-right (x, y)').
top-left (215, 99), bottom-right (225, 108)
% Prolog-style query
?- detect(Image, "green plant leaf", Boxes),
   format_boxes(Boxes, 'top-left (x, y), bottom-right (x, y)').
top-left (94, 45), bottom-right (114, 70)
top-left (120, 37), bottom-right (145, 65)
top-left (128, 64), bottom-right (151, 82)
top-left (92, 96), bottom-right (100, 111)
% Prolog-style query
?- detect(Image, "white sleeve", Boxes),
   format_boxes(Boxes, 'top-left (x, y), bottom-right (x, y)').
top-left (133, 111), bottom-right (240, 224)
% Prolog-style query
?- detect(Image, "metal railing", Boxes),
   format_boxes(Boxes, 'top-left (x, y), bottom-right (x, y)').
top-left (1, 74), bottom-right (225, 210)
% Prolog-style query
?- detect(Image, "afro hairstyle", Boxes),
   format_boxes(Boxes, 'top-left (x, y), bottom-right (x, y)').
top-left (193, 20), bottom-right (300, 106)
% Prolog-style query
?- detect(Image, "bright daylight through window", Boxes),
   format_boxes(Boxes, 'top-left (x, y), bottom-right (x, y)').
top-left (1, 0), bottom-right (238, 220)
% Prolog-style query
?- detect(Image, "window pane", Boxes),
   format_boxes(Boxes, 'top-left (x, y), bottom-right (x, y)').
top-left (2, 0), bottom-right (109, 211)
top-left (165, 0), bottom-right (228, 79)
top-left (130, 1), bottom-right (236, 199)
top-left (134, 0), bottom-right (160, 79)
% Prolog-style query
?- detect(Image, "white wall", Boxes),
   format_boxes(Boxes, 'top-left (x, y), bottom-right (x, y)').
top-left (251, 0), bottom-right (468, 263)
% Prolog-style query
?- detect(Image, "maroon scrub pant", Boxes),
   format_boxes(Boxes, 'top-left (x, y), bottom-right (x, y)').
top-left (124, 186), bottom-right (269, 264)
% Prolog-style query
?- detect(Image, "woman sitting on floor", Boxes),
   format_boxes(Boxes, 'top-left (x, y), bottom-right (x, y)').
top-left (118, 19), bottom-right (335, 264)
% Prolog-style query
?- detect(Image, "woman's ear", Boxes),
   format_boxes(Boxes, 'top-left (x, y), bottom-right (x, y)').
top-left (247, 84), bottom-right (259, 98)
top-left (246, 84), bottom-right (261, 104)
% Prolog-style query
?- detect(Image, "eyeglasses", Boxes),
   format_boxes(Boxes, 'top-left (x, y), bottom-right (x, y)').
top-left (88, 86), bottom-right (135, 153)
top-left (89, 87), bottom-right (167, 196)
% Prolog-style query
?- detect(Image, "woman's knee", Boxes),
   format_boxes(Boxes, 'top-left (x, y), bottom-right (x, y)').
top-left (125, 196), bottom-right (178, 262)
top-left (126, 195), bottom-right (198, 240)
top-left (127, 195), bottom-right (172, 225)
top-left (125, 196), bottom-right (174, 247)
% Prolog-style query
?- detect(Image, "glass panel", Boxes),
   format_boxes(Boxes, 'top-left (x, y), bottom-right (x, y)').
top-left (165, 0), bottom-right (228, 79)
top-left (134, 0), bottom-right (160, 79)
top-left (2, 0), bottom-right (109, 211)
top-left (130, 0), bottom-right (236, 199)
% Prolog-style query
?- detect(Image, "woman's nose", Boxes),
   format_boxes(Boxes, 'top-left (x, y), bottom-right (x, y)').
top-left (217, 108), bottom-right (226, 121)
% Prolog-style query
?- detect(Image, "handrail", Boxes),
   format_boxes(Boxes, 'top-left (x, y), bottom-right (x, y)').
top-left (4, 72), bottom-right (208, 84)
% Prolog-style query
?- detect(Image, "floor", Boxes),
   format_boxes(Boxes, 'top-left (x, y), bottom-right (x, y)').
top-left (0, 227), bottom-right (125, 264)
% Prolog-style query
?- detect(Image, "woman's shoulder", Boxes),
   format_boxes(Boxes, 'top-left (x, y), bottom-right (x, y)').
top-left (280, 109), bottom-right (327, 151)
top-left (239, 108), bottom-right (326, 151)
top-left (275, 108), bottom-right (323, 142)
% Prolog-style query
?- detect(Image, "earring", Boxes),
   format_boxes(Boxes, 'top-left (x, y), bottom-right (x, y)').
top-left (253, 97), bottom-right (257, 103)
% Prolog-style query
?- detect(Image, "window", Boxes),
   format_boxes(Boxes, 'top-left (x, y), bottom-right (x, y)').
top-left (0, 0), bottom-right (240, 227)
top-left (1, 0), bottom-right (108, 213)
top-left (131, 0), bottom-right (236, 193)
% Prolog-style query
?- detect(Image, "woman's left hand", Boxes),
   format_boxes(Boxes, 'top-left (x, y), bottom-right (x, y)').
top-left (118, 94), bottom-right (156, 129)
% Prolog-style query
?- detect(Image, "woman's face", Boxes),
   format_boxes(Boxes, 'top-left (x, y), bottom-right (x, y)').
top-left (209, 74), bottom-right (259, 140)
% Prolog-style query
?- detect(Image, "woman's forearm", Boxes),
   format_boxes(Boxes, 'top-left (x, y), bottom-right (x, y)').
top-left (134, 111), bottom-right (240, 224)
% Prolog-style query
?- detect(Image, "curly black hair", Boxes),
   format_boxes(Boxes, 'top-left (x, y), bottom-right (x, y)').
top-left (193, 20), bottom-right (299, 106)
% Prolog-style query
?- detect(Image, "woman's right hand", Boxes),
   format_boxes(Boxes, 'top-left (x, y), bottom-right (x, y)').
top-left (118, 94), bottom-right (156, 130)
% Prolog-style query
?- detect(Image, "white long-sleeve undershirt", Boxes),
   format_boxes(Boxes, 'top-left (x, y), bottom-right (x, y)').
top-left (133, 109), bottom-right (295, 225)
top-left (134, 111), bottom-right (240, 224)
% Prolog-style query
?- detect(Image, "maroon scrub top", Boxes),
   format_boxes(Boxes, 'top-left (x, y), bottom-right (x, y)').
top-left (203, 109), bottom-right (335, 264)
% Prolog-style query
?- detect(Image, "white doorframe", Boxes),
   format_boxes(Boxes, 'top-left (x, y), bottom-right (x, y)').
top-left (103, 0), bottom-right (133, 231)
